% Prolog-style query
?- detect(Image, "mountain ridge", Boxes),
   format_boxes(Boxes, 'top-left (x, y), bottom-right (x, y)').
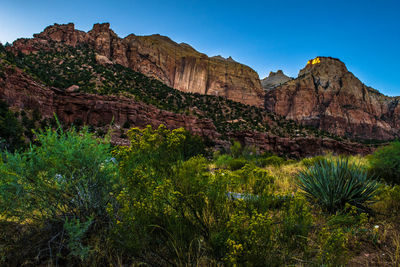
top-left (0, 34), bottom-right (378, 157)
top-left (265, 56), bottom-right (400, 140)
top-left (3, 22), bottom-right (399, 151)
top-left (0, 56), bottom-right (373, 157)
top-left (11, 22), bottom-right (265, 107)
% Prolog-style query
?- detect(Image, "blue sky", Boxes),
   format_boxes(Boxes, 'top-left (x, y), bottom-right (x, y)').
top-left (1, 0), bottom-right (399, 95)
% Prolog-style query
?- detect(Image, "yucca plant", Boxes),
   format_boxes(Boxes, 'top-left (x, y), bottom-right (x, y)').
top-left (297, 158), bottom-right (379, 212)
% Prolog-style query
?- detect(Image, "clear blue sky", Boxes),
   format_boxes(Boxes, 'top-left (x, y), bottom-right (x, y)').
top-left (1, 0), bottom-right (399, 95)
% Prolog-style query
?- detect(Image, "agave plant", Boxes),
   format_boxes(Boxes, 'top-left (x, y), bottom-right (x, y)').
top-left (297, 158), bottom-right (379, 212)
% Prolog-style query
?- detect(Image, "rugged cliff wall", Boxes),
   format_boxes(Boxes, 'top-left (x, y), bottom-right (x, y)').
top-left (0, 61), bottom-right (373, 157)
top-left (0, 63), bottom-right (220, 141)
top-left (12, 23), bottom-right (264, 107)
top-left (265, 57), bottom-right (400, 140)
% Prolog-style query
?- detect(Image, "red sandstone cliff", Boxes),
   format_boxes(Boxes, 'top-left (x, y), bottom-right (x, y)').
top-left (11, 23), bottom-right (264, 107)
top-left (0, 61), bottom-right (372, 157)
top-left (265, 57), bottom-right (400, 140)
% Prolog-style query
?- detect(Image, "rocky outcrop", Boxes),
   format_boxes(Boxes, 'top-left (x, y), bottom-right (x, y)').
top-left (11, 23), bottom-right (264, 107)
top-left (0, 61), bottom-right (373, 156)
top-left (261, 70), bottom-right (292, 90)
top-left (0, 63), bottom-right (220, 142)
top-left (265, 57), bottom-right (400, 140)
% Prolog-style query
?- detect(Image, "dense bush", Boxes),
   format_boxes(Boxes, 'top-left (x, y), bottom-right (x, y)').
top-left (231, 163), bottom-right (275, 195)
top-left (369, 141), bottom-right (400, 185)
top-left (259, 155), bottom-right (285, 167)
top-left (0, 123), bottom-right (392, 265)
top-left (0, 126), bottom-right (118, 264)
top-left (111, 125), bottom-right (231, 264)
top-left (228, 158), bottom-right (248, 170)
top-left (301, 155), bottom-right (325, 167)
top-left (224, 196), bottom-right (312, 266)
top-left (297, 158), bottom-right (379, 212)
top-left (108, 125), bottom-right (315, 265)
top-left (214, 154), bottom-right (233, 169)
top-left (214, 154), bottom-right (247, 170)
top-left (374, 185), bottom-right (400, 218)
top-left (230, 140), bottom-right (243, 158)
top-left (0, 101), bottom-right (25, 152)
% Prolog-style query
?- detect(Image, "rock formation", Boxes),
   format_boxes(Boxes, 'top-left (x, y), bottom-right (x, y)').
top-left (265, 57), bottom-right (400, 140)
top-left (7, 23), bottom-right (396, 148)
top-left (11, 23), bottom-right (264, 107)
top-left (0, 63), bottom-right (220, 142)
top-left (0, 61), bottom-right (373, 157)
top-left (261, 70), bottom-right (292, 90)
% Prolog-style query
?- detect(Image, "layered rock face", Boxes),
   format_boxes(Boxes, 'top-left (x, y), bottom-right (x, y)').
top-left (0, 62), bottom-right (372, 156)
top-left (265, 57), bottom-right (400, 140)
top-left (0, 63), bottom-right (220, 143)
top-left (12, 23), bottom-right (264, 107)
top-left (261, 70), bottom-right (292, 90)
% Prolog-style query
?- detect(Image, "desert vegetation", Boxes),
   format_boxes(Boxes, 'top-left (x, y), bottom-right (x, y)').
top-left (1, 124), bottom-right (400, 266)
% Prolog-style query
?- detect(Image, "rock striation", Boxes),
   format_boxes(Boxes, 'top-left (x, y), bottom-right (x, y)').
top-left (11, 23), bottom-right (264, 107)
top-left (265, 57), bottom-right (400, 140)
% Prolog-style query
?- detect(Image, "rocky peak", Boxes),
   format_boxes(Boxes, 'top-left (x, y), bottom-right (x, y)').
top-left (87, 22), bottom-right (126, 64)
top-left (298, 57), bottom-right (348, 78)
top-left (30, 22), bottom-right (88, 47)
top-left (265, 57), bottom-right (400, 140)
top-left (91, 22), bottom-right (111, 33)
top-left (34, 23), bottom-right (76, 39)
top-left (261, 70), bottom-right (291, 90)
top-left (211, 55), bottom-right (236, 62)
top-left (271, 70), bottom-right (284, 76)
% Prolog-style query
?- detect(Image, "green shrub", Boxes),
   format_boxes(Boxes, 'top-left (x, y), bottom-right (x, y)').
top-left (0, 126), bottom-right (117, 264)
top-left (215, 154), bottom-right (233, 169)
top-left (224, 197), bottom-right (312, 266)
top-left (0, 101), bottom-right (25, 152)
top-left (228, 158), bottom-right (247, 171)
top-left (112, 150), bottom-right (230, 264)
top-left (215, 154), bottom-right (249, 171)
top-left (374, 185), bottom-right (400, 218)
top-left (301, 155), bottom-right (325, 167)
top-left (115, 125), bottom-right (204, 177)
top-left (230, 141), bottom-right (242, 158)
top-left (317, 227), bottom-right (349, 266)
top-left (242, 145), bottom-right (258, 159)
top-left (64, 217), bottom-right (93, 260)
top-left (181, 131), bottom-right (207, 160)
top-left (297, 158), bottom-right (379, 212)
top-left (233, 163), bottom-right (275, 194)
top-left (259, 155), bottom-right (285, 167)
top-left (369, 141), bottom-right (400, 185)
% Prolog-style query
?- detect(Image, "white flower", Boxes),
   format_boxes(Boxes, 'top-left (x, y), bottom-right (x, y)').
top-left (374, 225), bottom-right (379, 229)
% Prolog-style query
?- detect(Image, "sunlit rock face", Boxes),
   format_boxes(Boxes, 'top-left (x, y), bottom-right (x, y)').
top-left (307, 57), bottom-right (321, 65)
top-left (12, 23), bottom-right (265, 107)
top-left (265, 57), bottom-right (400, 140)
